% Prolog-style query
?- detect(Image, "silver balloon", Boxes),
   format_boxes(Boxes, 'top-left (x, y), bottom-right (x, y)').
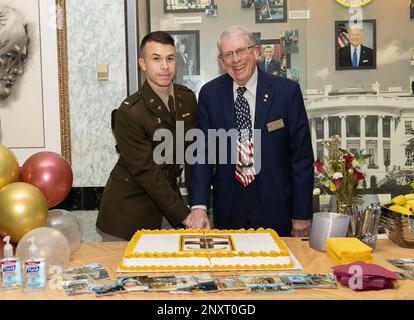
top-left (16, 227), bottom-right (71, 267)
top-left (46, 209), bottom-right (82, 253)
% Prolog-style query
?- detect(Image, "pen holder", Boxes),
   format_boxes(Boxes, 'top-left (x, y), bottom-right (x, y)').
top-left (309, 212), bottom-right (350, 252)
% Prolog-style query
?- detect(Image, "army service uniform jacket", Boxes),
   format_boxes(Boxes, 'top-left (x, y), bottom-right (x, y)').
top-left (96, 81), bottom-right (197, 240)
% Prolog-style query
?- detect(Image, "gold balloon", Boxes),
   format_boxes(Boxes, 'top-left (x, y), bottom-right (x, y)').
top-left (0, 182), bottom-right (48, 243)
top-left (0, 144), bottom-right (20, 189)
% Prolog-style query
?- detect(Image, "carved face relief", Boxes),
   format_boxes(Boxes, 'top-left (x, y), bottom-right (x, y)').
top-left (0, 6), bottom-right (29, 100)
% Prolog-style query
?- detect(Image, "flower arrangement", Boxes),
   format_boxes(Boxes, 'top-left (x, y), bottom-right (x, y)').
top-left (313, 135), bottom-right (369, 213)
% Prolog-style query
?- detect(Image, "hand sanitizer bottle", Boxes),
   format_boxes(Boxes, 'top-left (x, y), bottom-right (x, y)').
top-left (0, 236), bottom-right (22, 291)
top-left (24, 237), bottom-right (46, 292)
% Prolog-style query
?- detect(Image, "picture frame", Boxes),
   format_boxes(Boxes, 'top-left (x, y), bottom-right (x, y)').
top-left (125, 0), bottom-right (140, 96)
top-left (257, 39), bottom-right (291, 77)
top-left (255, 0), bottom-right (287, 23)
top-left (163, 0), bottom-right (215, 13)
top-left (0, 0), bottom-right (71, 164)
top-left (335, 19), bottom-right (377, 70)
top-left (165, 30), bottom-right (200, 86)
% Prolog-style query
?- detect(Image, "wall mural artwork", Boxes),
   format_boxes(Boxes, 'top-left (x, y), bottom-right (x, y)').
top-left (0, 0), bottom-right (70, 164)
top-left (0, 1), bottom-right (44, 149)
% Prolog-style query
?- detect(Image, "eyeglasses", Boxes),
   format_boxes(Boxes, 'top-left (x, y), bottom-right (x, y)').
top-left (221, 45), bottom-right (255, 61)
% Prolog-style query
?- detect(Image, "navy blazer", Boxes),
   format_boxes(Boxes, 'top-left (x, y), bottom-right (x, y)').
top-left (338, 45), bottom-right (374, 68)
top-left (189, 69), bottom-right (314, 236)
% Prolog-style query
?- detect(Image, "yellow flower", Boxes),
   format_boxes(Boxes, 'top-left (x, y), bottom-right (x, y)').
top-left (329, 183), bottom-right (336, 192)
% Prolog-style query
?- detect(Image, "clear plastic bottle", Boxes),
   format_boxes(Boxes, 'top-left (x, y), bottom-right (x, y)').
top-left (0, 236), bottom-right (22, 291)
top-left (23, 237), bottom-right (46, 292)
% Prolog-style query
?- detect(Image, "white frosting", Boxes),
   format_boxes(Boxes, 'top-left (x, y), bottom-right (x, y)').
top-left (134, 234), bottom-right (180, 253)
top-left (121, 257), bottom-right (210, 268)
top-left (231, 233), bottom-right (281, 252)
top-left (210, 256), bottom-right (292, 267)
top-left (134, 232), bottom-right (282, 254)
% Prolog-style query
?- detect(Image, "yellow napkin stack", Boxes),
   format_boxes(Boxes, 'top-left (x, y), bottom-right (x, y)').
top-left (326, 238), bottom-right (373, 265)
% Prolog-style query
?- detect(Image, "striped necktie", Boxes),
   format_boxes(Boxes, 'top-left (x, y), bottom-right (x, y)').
top-left (234, 86), bottom-right (256, 187)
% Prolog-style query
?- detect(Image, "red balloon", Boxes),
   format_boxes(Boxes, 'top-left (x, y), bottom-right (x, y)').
top-left (20, 152), bottom-right (73, 208)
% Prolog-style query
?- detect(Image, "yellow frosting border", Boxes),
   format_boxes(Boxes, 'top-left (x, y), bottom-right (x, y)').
top-left (118, 257), bottom-right (295, 272)
top-left (123, 228), bottom-right (290, 259)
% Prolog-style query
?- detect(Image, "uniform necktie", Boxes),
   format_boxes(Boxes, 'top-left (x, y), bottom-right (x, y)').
top-left (234, 86), bottom-right (256, 187)
top-left (265, 60), bottom-right (269, 72)
top-left (168, 95), bottom-right (176, 121)
top-left (352, 48), bottom-right (358, 67)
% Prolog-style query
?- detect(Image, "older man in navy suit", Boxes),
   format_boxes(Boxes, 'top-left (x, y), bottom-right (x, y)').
top-left (338, 26), bottom-right (374, 68)
top-left (187, 26), bottom-right (313, 237)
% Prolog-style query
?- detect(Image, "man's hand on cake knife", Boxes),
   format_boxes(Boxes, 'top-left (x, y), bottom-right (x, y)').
top-left (182, 208), bottom-right (211, 229)
top-left (291, 219), bottom-right (311, 237)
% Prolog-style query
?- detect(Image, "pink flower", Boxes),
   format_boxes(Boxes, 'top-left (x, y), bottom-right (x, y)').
top-left (314, 159), bottom-right (325, 174)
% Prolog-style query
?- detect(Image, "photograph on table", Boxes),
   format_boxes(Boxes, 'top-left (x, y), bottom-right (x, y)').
top-left (255, 0), bottom-right (287, 23)
top-left (256, 39), bottom-right (291, 77)
top-left (335, 19), bottom-right (377, 70)
top-left (165, 30), bottom-right (200, 86)
top-left (280, 29), bottom-right (299, 54)
top-left (164, 0), bottom-right (214, 13)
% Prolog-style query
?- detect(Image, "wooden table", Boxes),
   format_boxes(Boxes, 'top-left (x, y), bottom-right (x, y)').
top-left (1, 238), bottom-right (413, 300)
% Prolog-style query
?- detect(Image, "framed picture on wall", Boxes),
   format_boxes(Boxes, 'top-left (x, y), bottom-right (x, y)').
top-left (255, 0), bottom-right (287, 23)
top-left (164, 0), bottom-right (214, 13)
top-left (165, 30), bottom-right (200, 86)
top-left (335, 19), bottom-right (377, 70)
top-left (0, 0), bottom-right (71, 164)
top-left (257, 39), bottom-right (291, 77)
top-left (411, 0), bottom-right (414, 19)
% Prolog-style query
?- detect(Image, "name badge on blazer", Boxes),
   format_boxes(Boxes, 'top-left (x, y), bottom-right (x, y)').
top-left (267, 119), bottom-right (285, 132)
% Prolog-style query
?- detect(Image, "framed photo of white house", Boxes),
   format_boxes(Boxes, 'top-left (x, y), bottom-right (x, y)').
top-left (255, 0), bottom-right (287, 23)
top-left (335, 19), bottom-right (377, 70)
top-left (0, 0), bottom-right (70, 164)
top-left (164, 0), bottom-right (215, 13)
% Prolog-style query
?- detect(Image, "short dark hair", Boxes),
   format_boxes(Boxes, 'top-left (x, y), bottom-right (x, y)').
top-left (140, 31), bottom-right (175, 56)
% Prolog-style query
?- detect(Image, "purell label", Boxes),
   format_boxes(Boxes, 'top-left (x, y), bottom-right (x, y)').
top-left (25, 261), bottom-right (46, 288)
top-left (3, 265), bottom-right (16, 272)
top-left (26, 266), bottom-right (40, 273)
top-left (1, 260), bottom-right (22, 287)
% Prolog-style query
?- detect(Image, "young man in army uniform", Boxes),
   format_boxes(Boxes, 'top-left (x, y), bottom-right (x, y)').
top-left (96, 31), bottom-right (210, 241)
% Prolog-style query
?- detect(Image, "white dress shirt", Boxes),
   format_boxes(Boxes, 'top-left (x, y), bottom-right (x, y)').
top-left (191, 67), bottom-right (259, 212)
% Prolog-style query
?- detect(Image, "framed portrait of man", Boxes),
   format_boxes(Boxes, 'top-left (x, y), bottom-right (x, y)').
top-left (255, 0), bottom-right (287, 23)
top-left (164, 0), bottom-right (214, 13)
top-left (257, 39), bottom-right (291, 77)
top-left (335, 19), bottom-right (377, 70)
top-left (165, 30), bottom-right (200, 86)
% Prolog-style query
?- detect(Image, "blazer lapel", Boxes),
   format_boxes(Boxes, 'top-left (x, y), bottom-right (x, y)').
top-left (141, 81), bottom-right (175, 127)
top-left (254, 69), bottom-right (276, 130)
top-left (221, 74), bottom-right (236, 130)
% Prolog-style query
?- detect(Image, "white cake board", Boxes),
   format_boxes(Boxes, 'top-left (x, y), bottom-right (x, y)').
top-left (116, 249), bottom-right (303, 273)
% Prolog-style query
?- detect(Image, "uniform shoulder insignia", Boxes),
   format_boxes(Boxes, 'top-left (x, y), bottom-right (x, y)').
top-left (122, 91), bottom-right (142, 108)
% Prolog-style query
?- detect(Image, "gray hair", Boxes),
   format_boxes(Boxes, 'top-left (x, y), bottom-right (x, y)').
top-left (217, 26), bottom-right (255, 54)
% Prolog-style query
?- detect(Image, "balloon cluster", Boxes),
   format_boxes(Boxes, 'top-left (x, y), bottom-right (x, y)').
top-left (0, 145), bottom-right (80, 266)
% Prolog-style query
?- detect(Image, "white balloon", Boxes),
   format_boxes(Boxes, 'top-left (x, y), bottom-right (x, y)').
top-left (46, 209), bottom-right (82, 253)
top-left (16, 227), bottom-right (71, 268)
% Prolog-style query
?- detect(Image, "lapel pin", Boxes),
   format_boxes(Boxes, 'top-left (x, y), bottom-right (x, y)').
top-left (150, 98), bottom-right (155, 103)
top-left (156, 117), bottom-right (161, 124)
top-left (157, 105), bottom-right (162, 111)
